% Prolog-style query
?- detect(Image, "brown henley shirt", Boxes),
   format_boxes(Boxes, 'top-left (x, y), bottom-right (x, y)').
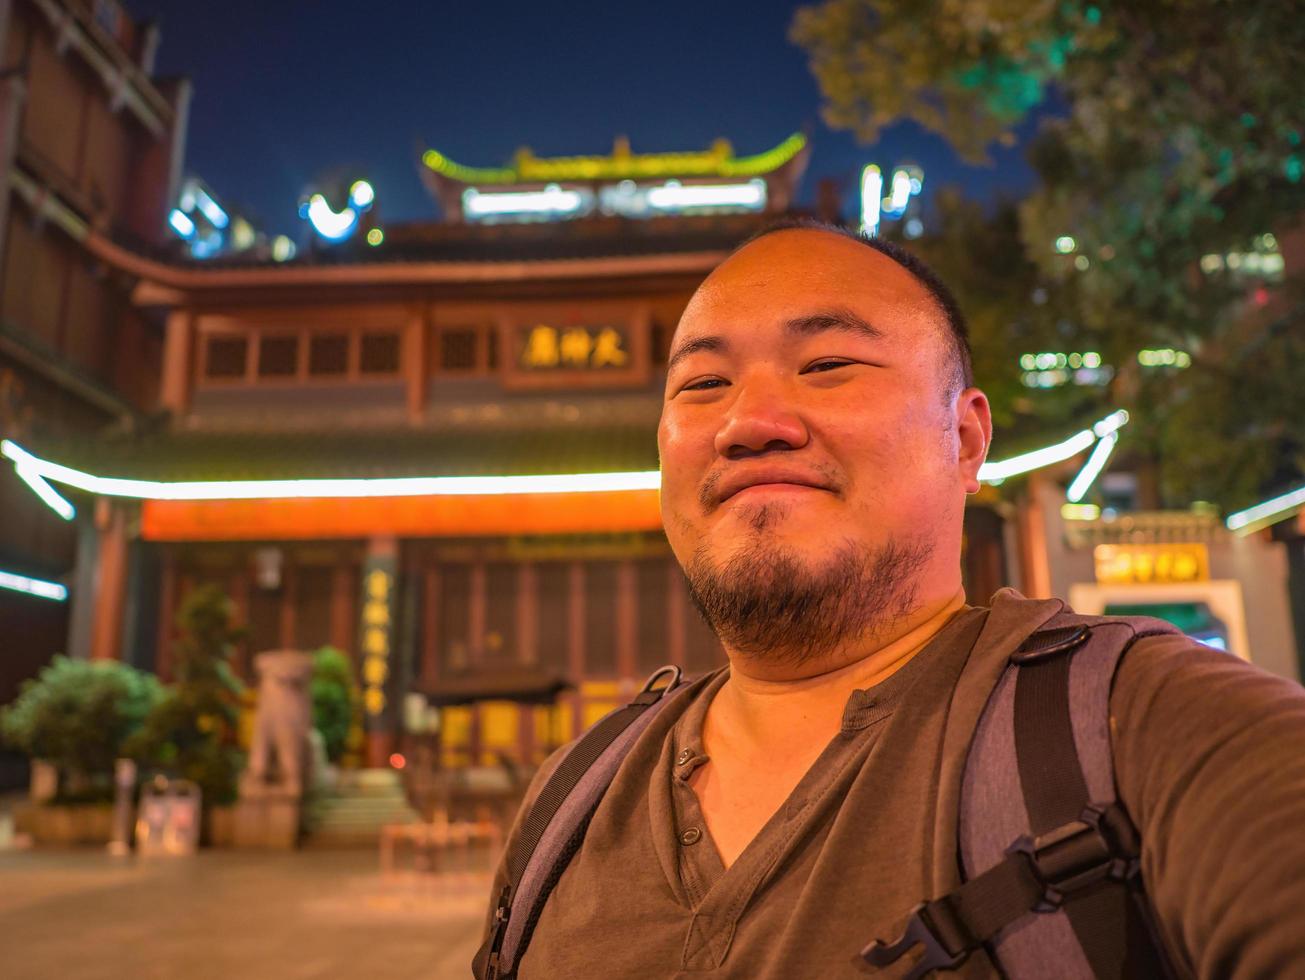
top-left (476, 590), bottom-right (1305, 978)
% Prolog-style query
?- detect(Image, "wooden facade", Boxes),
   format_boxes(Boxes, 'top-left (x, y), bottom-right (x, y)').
top-left (0, 0), bottom-right (186, 720)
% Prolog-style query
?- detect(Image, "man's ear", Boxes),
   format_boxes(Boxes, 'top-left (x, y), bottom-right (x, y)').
top-left (956, 387), bottom-right (992, 494)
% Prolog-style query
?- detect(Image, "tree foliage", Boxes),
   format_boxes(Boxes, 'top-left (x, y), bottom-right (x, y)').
top-left (127, 585), bottom-right (246, 804)
top-left (310, 646), bottom-right (360, 764)
top-left (0, 656), bottom-right (162, 799)
top-left (793, 0), bottom-right (1305, 506)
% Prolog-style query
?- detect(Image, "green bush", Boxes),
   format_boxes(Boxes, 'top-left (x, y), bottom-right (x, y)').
top-left (311, 646), bottom-right (359, 764)
top-left (0, 655), bottom-right (163, 801)
top-left (126, 585), bottom-right (245, 805)
top-left (126, 689), bottom-right (244, 805)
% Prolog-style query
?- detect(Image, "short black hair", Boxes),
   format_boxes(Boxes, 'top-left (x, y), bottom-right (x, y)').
top-left (738, 219), bottom-right (974, 395)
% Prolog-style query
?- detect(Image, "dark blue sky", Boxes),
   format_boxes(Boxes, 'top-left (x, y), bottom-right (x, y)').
top-left (136, 0), bottom-right (1044, 239)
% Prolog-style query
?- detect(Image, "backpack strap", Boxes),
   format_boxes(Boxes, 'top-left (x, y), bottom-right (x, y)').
top-left (860, 613), bottom-right (1180, 979)
top-left (479, 665), bottom-right (691, 980)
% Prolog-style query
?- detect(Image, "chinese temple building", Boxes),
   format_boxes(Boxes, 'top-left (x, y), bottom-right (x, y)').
top-left (3, 131), bottom-right (1017, 767)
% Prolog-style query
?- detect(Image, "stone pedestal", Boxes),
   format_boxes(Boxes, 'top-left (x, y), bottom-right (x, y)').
top-left (232, 789), bottom-right (300, 849)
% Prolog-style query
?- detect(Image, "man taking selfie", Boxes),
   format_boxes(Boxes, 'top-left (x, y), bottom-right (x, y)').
top-left (474, 224), bottom-right (1305, 979)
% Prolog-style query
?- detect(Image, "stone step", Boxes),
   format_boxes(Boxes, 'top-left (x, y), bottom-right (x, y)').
top-left (333, 768), bottom-right (403, 791)
top-left (309, 814), bottom-right (418, 830)
top-left (311, 798), bottom-right (408, 812)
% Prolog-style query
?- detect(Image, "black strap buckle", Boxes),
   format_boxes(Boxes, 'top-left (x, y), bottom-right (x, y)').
top-left (632, 665), bottom-right (682, 705)
top-left (484, 884), bottom-right (512, 980)
top-left (1007, 803), bottom-right (1140, 912)
top-left (858, 902), bottom-right (970, 979)
top-left (1010, 624), bottom-right (1091, 664)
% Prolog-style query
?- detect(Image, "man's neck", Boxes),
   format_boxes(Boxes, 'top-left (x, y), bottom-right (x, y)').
top-left (709, 588), bottom-right (967, 753)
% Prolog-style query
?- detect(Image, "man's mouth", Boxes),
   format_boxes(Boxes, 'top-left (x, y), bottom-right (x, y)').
top-left (713, 468), bottom-right (835, 504)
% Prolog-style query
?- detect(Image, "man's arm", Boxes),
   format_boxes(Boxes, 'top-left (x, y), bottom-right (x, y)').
top-left (1112, 635), bottom-right (1305, 978)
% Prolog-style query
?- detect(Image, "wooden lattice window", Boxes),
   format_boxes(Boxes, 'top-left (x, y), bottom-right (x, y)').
top-left (203, 336), bottom-right (248, 380)
top-left (257, 335), bottom-right (299, 378)
top-left (359, 332), bottom-right (400, 375)
top-left (439, 329), bottom-right (479, 372)
top-left (308, 334), bottom-right (350, 376)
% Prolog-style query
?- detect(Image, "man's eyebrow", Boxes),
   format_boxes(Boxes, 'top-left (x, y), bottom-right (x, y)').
top-left (667, 335), bottom-right (727, 373)
top-left (785, 308), bottom-right (885, 341)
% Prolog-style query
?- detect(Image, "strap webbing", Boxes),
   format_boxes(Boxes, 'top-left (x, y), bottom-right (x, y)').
top-left (1014, 651), bottom-right (1089, 832)
top-left (870, 614), bottom-right (1181, 979)
top-left (482, 668), bottom-right (687, 979)
top-left (506, 696), bottom-right (660, 885)
top-left (1012, 625), bottom-right (1171, 980)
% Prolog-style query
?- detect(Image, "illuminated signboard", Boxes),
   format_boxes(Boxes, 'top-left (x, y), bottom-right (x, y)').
top-left (358, 555), bottom-right (396, 720)
top-left (1094, 544), bottom-right (1210, 585)
top-left (517, 325), bottom-right (631, 371)
top-left (462, 179), bottom-right (767, 223)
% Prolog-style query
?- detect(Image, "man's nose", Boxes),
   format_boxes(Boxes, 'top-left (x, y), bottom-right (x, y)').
top-left (714, 380), bottom-right (809, 459)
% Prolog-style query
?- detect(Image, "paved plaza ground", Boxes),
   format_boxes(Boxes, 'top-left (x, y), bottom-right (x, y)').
top-left (0, 847), bottom-right (489, 979)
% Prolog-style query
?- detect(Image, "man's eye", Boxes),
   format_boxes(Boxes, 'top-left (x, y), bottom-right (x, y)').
top-left (681, 377), bottom-right (726, 392)
top-left (803, 359), bottom-right (854, 374)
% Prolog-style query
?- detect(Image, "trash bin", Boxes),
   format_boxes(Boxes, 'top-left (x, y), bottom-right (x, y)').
top-left (135, 776), bottom-right (202, 856)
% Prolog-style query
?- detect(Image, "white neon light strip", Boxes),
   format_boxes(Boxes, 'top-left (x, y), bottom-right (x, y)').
top-left (1066, 431), bottom-right (1118, 502)
top-left (463, 186), bottom-right (585, 218)
top-left (1226, 483), bottom-right (1305, 534)
top-left (195, 189), bottom-right (229, 229)
top-left (645, 180), bottom-right (765, 210)
top-left (168, 209), bottom-right (195, 238)
top-left (977, 429), bottom-right (1097, 482)
top-left (0, 569), bottom-right (67, 601)
top-left (14, 462), bottom-right (76, 520)
top-left (887, 168), bottom-right (913, 214)
top-left (3, 413), bottom-right (1126, 504)
top-left (1092, 409), bottom-right (1129, 437)
top-left (1, 440), bottom-right (659, 500)
top-left (306, 195), bottom-right (358, 240)
top-left (860, 164), bottom-right (882, 235)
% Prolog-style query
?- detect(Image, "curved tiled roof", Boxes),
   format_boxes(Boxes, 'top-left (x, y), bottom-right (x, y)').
top-left (421, 133), bottom-right (807, 186)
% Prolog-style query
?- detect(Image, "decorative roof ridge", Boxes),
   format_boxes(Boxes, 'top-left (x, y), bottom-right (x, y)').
top-left (421, 132), bottom-right (807, 185)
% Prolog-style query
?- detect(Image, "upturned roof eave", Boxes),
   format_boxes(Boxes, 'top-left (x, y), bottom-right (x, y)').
top-left (86, 230), bottom-right (728, 304)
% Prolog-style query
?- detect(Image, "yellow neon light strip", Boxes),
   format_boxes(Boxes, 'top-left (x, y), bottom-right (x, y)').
top-left (3, 412), bottom-right (1125, 504)
top-left (422, 134), bottom-right (806, 185)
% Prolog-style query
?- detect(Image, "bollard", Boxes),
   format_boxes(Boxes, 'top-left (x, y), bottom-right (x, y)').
top-left (107, 758), bottom-right (137, 856)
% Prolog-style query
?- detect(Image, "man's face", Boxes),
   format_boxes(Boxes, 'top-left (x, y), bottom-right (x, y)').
top-left (657, 230), bottom-right (989, 663)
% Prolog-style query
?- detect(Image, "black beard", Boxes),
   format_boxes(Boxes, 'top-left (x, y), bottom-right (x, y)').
top-left (682, 530), bottom-right (933, 667)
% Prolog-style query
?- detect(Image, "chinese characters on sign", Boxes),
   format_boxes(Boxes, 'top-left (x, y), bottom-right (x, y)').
top-left (359, 559), bottom-right (396, 720)
top-left (519, 325), bottom-right (630, 370)
top-left (1093, 543), bottom-right (1210, 585)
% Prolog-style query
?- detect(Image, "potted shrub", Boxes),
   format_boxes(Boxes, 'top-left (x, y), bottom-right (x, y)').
top-left (0, 656), bottom-right (162, 844)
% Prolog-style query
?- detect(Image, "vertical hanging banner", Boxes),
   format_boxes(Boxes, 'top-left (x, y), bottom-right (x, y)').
top-left (358, 549), bottom-right (398, 731)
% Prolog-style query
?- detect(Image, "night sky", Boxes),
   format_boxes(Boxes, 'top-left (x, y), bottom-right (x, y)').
top-left (135, 0), bottom-right (1047, 240)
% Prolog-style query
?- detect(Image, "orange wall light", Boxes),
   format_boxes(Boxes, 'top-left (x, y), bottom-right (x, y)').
top-left (141, 489), bottom-right (663, 542)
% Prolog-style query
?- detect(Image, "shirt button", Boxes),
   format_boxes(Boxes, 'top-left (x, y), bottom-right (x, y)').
top-left (679, 827), bottom-right (702, 846)
top-left (676, 748), bottom-right (694, 766)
